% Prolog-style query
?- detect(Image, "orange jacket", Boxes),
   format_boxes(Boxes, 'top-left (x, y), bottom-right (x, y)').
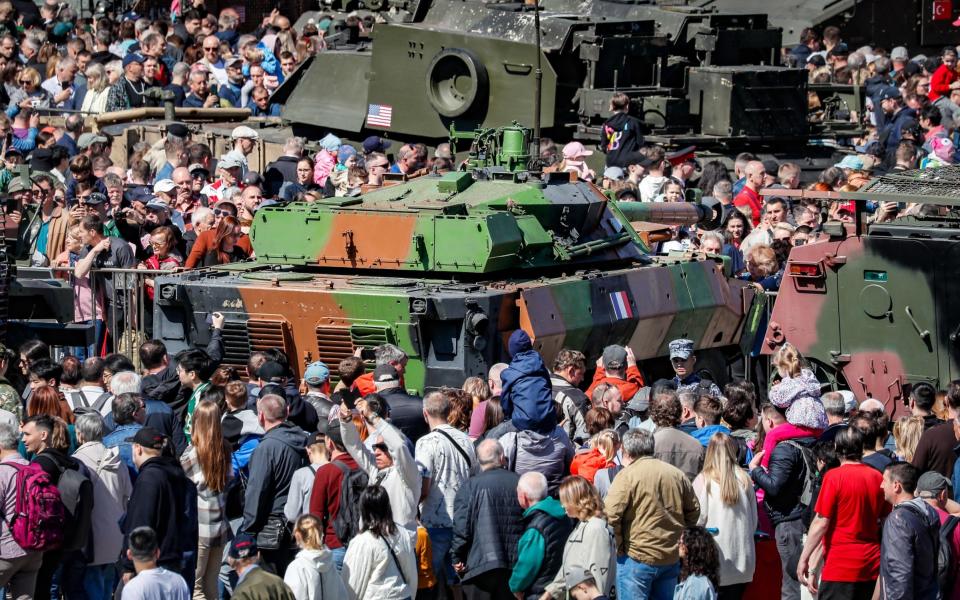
top-left (586, 365), bottom-right (644, 402)
top-left (570, 447), bottom-right (614, 484)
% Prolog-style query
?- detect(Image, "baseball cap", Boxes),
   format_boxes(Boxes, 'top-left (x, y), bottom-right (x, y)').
top-left (305, 431), bottom-right (326, 447)
top-left (6, 178), bottom-right (27, 194)
top-left (372, 364), bottom-right (399, 384)
top-left (218, 154), bottom-right (243, 170)
top-left (878, 86), bottom-right (902, 101)
top-left (602, 345), bottom-right (627, 369)
top-left (562, 141), bottom-right (593, 160)
top-left (834, 155), bottom-right (865, 170)
top-left (807, 54), bottom-right (827, 67)
top-left (188, 163), bottom-right (209, 176)
top-left (226, 57), bottom-right (243, 69)
top-left (627, 387), bottom-right (651, 413)
top-left (228, 533), bottom-right (258, 559)
top-left (564, 567), bottom-right (595, 590)
top-left (603, 166), bottom-right (624, 180)
top-left (838, 390), bottom-right (858, 413)
top-left (83, 192), bottom-right (107, 206)
top-left (916, 471), bottom-right (953, 497)
top-left (827, 42), bottom-right (849, 57)
top-left (166, 123), bottom-right (189, 138)
top-left (362, 135), bottom-right (391, 154)
top-left (153, 179), bottom-right (177, 194)
top-left (122, 52), bottom-right (145, 68)
top-left (126, 426), bottom-right (167, 450)
top-left (304, 361), bottom-right (330, 385)
top-left (258, 361), bottom-right (287, 382)
top-left (890, 46), bottom-right (909, 61)
top-left (77, 132), bottom-right (108, 150)
top-left (231, 125), bottom-right (259, 141)
top-left (144, 198), bottom-right (170, 212)
top-left (669, 338), bottom-right (694, 360)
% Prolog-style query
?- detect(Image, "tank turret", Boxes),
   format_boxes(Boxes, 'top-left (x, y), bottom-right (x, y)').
top-left (251, 126), bottom-right (720, 273)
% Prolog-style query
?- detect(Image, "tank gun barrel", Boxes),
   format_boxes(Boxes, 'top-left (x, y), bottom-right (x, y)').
top-left (615, 201), bottom-right (720, 229)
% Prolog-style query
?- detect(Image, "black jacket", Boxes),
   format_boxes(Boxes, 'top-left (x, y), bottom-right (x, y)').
top-left (281, 382), bottom-right (319, 434)
top-left (451, 467), bottom-right (525, 580)
top-left (141, 331), bottom-right (225, 420)
top-left (380, 387), bottom-right (427, 444)
top-left (121, 455), bottom-right (196, 573)
top-left (241, 422), bottom-right (308, 534)
top-left (751, 435), bottom-right (816, 525)
top-left (264, 155), bottom-right (300, 198)
top-left (881, 499), bottom-right (941, 600)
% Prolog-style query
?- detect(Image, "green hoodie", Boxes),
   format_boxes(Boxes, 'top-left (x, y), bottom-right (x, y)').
top-left (509, 496), bottom-right (568, 594)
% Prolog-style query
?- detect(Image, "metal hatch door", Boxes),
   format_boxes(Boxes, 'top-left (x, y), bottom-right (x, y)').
top-left (836, 237), bottom-right (937, 410)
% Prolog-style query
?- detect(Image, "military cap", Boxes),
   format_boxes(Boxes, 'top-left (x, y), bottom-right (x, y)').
top-left (669, 338), bottom-right (694, 360)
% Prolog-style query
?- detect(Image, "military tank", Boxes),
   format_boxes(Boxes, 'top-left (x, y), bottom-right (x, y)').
top-left (152, 126), bottom-right (758, 391)
top-left (761, 165), bottom-right (960, 416)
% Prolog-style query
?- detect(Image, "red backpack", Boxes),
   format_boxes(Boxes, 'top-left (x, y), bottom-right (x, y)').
top-left (3, 462), bottom-right (65, 551)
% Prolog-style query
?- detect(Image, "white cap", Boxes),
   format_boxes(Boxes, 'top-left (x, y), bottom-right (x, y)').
top-left (231, 125), bottom-right (259, 141)
top-left (838, 390), bottom-right (858, 414)
top-left (891, 46), bottom-right (909, 61)
top-left (153, 179), bottom-right (177, 194)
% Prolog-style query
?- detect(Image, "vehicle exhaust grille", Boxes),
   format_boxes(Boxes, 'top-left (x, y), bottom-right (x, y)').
top-left (220, 319), bottom-right (289, 377)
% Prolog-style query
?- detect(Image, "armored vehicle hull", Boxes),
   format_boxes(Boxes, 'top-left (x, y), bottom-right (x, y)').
top-left (762, 166), bottom-right (960, 416)
top-left (154, 257), bottom-right (753, 392)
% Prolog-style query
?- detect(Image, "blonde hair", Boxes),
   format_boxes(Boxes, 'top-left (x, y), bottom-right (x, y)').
top-left (592, 429), bottom-right (620, 463)
top-left (771, 343), bottom-right (802, 379)
top-left (462, 376), bottom-right (490, 404)
top-left (558, 475), bottom-right (603, 522)
top-left (747, 245), bottom-right (779, 277)
top-left (19, 67), bottom-right (40, 87)
top-left (293, 514), bottom-right (324, 550)
top-left (701, 432), bottom-right (750, 506)
top-left (893, 415), bottom-right (925, 462)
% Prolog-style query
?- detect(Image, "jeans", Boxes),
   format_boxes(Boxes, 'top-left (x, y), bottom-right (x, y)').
top-left (83, 564), bottom-right (116, 600)
top-left (774, 519), bottom-right (805, 600)
top-left (331, 546), bottom-right (346, 573)
top-left (426, 526), bottom-right (458, 586)
top-left (615, 556), bottom-right (680, 600)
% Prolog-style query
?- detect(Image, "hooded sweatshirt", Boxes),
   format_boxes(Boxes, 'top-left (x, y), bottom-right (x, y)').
top-left (283, 547), bottom-right (348, 600)
top-left (73, 441), bottom-right (132, 565)
top-left (501, 332), bottom-right (556, 435)
top-left (121, 454), bottom-right (195, 573)
top-left (241, 422), bottom-right (308, 535)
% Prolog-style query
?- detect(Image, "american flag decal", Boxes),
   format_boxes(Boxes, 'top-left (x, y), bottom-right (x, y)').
top-left (610, 291), bottom-right (634, 320)
top-left (366, 104), bottom-right (393, 128)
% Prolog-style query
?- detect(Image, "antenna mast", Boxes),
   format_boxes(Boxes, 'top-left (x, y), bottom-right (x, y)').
top-left (532, 0), bottom-right (542, 161)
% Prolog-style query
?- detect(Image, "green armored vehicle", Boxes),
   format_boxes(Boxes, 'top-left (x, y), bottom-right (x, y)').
top-left (152, 126), bottom-right (758, 390)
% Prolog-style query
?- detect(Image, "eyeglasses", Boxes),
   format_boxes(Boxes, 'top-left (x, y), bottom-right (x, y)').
top-left (203, 47), bottom-right (218, 52)
top-left (213, 208), bottom-right (231, 216)
top-left (18, 79), bottom-right (30, 85)
top-left (149, 239), bottom-right (166, 247)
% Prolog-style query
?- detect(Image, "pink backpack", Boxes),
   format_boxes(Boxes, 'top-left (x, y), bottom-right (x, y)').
top-left (4, 462), bottom-right (65, 551)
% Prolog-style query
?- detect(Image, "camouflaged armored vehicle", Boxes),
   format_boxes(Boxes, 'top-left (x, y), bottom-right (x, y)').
top-left (151, 126), bottom-right (757, 390)
top-left (762, 165), bottom-right (960, 416)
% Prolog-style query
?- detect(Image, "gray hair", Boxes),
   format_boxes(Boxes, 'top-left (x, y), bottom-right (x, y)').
top-left (0, 422), bottom-right (17, 450)
top-left (873, 56), bottom-right (891, 74)
top-left (112, 393), bottom-right (142, 425)
top-left (847, 51), bottom-right (866, 69)
top-left (423, 390), bottom-right (450, 419)
top-left (75, 411), bottom-right (105, 444)
top-left (678, 391), bottom-right (697, 410)
top-left (476, 439), bottom-right (504, 469)
top-left (219, 12), bottom-right (239, 30)
top-left (375, 344), bottom-right (407, 366)
top-left (712, 180), bottom-right (732, 201)
top-left (134, 18), bottom-right (152, 35)
top-left (22, 36), bottom-right (40, 53)
top-left (284, 137), bottom-right (305, 157)
top-left (105, 60), bottom-right (121, 76)
top-left (518, 471), bottom-right (548, 502)
top-left (621, 428), bottom-right (655, 459)
top-left (57, 57), bottom-right (76, 73)
top-left (191, 207), bottom-right (213, 228)
top-left (172, 62), bottom-right (190, 81)
top-left (85, 62), bottom-right (107, 93)
top-left (822, 391), bottom-right (847, 417)
top-left (700, 231), bottom-right (725, 249)
top-left (110, 371), bottom-right (141, 395)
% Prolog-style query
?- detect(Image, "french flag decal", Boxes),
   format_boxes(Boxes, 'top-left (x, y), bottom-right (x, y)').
top-left (609, 291), bottom-right (634, 320)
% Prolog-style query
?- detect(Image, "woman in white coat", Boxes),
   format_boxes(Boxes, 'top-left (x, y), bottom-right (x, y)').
top-left (692, 432), bottom-right (758, 600)
top-left (341, 485), bottom-right (418, 600)
top-left (283, 515), bottom-right (348, 600)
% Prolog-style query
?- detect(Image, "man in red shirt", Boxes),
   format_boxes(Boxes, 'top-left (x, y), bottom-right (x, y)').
top-left (308, 420), bottom-right (361, 571)
top-left (928, 48), bottom-right (959, 103)
top-left (797, 427), bottom-right (890, 599)
top-left (733, 160), bottom-right (765, 226)
top-left (586, 344), bottom-right (644, 401)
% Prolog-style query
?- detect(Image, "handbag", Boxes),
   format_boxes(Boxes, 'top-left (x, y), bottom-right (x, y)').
top-left (256, 515), bottom-right (291, 550)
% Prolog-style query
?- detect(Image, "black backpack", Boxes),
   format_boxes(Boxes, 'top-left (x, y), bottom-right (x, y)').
top-left (56, 463), bottom-right (94, 554)
top-left (938, 515), bottom-right (959, 594)
top-left (783, 440), bottom-right (817, 507)
top-left (331, 460), bottom-right (369, 544)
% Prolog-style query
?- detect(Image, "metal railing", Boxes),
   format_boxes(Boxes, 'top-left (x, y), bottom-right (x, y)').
top-left (17, 266), bottom-right (176, 363)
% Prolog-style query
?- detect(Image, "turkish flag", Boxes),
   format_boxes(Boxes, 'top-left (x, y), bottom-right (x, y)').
top-left (934, 0), bottom-right (952, 21)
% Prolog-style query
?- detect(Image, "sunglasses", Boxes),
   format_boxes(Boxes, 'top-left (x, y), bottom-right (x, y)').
top-left (204, 47), bottom-right (218, 52)
top-left (213, 208), bottom-right (231, 216)
top-left (18, 80), bottom-right (30, 85)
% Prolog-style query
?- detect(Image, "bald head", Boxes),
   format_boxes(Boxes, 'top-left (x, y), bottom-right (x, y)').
top-left (476, 439), bottom-right (505, 470)
top-left (859, 398), bottom-right (885, 415)
top-left (745, 160), bottom-right (766, 191)
top-left (488, 363), bottom-right (508, 395)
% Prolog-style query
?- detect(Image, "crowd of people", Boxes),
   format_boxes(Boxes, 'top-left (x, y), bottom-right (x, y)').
top-left (0, 326), bottom-right (954, 600)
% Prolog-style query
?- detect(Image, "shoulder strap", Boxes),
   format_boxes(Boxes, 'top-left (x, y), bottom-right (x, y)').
top-left (69, 391), bottom-right (87, 409)
top-left (434, 428), bottom-right (472, 469)
top-left (92, 392), bottom-right (112, 413)
top-left (382, 536), bottom-right (407, 585)
top-left (309, 465), bottom-right (318, 476)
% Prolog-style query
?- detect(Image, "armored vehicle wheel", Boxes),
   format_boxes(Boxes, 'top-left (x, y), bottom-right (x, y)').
top-left (425, 48), bottom-right (488, 118)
